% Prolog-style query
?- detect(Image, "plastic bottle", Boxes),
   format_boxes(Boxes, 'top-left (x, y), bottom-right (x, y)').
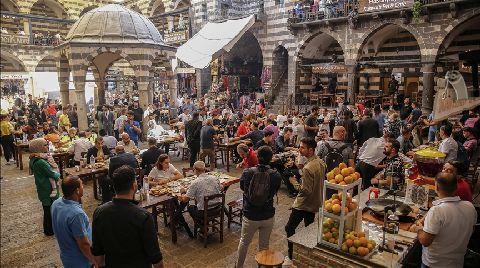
top-left (48, 141), bottom-right (54, 153)
top-left (90, 155), bottom-right (95, 165)
top-left (224, 133), bottom-right (229, 145)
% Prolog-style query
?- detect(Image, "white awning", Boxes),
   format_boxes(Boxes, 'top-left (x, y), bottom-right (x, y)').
top-left (176, 15), bottom-right (256, 69)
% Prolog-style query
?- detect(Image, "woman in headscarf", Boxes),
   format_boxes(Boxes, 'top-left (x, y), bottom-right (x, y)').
top-left (29, 138), bottom-right (61, 236)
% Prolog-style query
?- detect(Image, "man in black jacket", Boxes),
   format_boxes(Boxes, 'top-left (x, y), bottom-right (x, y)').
top-left (357, 109), bottom-right (381, 147)
top-left (184, 112), bottom-right (203, 167)
top-left (92, 165), bottom-right (164, 268)
top-left (101, 145), bottom-right (138, 203)
top-left (140, 137), bottom-right (164, 175)
top-left (236, 146), bottom-right (282, 268)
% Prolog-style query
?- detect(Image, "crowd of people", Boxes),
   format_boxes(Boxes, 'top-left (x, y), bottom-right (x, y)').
top-left (1, 27), bottom-right (62, 46)
top-left (1, 90), bottom-right (479, 267)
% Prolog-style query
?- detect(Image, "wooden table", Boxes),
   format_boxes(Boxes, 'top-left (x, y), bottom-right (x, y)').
top-left (14, 142), bottom-right (29, 170)
top-left (51, 151), bottom-right (74, 180)
top-left (216, 140), bottom-right (251, 172)
top-left (138, 194), bottom-right (178, 243)
top-left (65, 166), bottom-right (109, 200)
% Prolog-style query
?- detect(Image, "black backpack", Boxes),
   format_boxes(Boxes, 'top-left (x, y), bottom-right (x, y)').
top-left (245, 167), bottom-right (274, 207)
top-left (324, 142), bottom-right (348, 172)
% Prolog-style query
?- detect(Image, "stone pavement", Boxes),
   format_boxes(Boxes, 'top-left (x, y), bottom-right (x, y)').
top-left (0, 146), bottom-right (302, 268)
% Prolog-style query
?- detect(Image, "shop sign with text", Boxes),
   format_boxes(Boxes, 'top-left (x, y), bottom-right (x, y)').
top-left (164, 30), bottom-right (189, 44)
top-left (312, 64), bottom-right (346, 74)
top-left (359, 0), bottom-right (414, 13)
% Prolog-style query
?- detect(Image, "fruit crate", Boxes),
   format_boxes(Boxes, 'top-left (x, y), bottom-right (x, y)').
top-left (318, 178), bottom-right (362, 249)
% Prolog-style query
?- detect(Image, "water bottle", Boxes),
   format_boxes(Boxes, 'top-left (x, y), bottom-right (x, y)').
top-left (23, 133), bottom-right (27, 143)
top-left (48, 141), bottom-right (54, 153)
top-left (90, 155), bottom-right (95, 165)
top-left (224, 133), bottom-right (229, 145)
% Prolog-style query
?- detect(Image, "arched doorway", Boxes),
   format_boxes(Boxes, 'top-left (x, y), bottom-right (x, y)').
top-left (296, 32), bottom-right (345, 107)
top-left (0, 50), bottom-right (27, 98)
top-left (437, 15), bottom-right (480, 97)
top-left (0, 0), bottom-right (22, 37)
top-left (30, 0), bottom-right (69, 44)
top-left (357, 24), bottom-right (421, 107)
top-left (219, 31), bottom-right (263, 106)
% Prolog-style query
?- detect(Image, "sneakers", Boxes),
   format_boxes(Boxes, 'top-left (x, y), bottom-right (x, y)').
top-left (283, 256), bottom-right (293, 267)
top-left (5, 161), bottom-right (12, 165)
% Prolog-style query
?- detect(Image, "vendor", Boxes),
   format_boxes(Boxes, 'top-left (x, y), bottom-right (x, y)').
top-left (371, 139), bottom-right (404, 189)
top-left (411, 172), bottom-right (476, 268)
top-left (147, 154), bottom-right (183, 185)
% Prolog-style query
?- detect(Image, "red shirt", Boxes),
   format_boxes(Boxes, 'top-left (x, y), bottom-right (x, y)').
top-left (47, 104), bottom-right (57, 116)
top-left (236, 122), bottom-right (250, 137)
top-left (242, 148), bottom-right (258, 168)
top-left (456, 178), bottom-right (472, 202)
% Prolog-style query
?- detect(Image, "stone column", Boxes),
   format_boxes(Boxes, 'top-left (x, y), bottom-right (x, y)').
top-left (57, 60), bottom-right (70, 105)
top-left (73, 81), bottom-right (88, 131)
top-left (137, 81), bottom-right (150, 111)
top-left (59, 81), bottom-right (70, 106)
top-left (95, 81), bottom-right (106, 106)
top-left (471, 62), bottom-right (479, 97)
top-left (168, 75), bottom-right (177, 107)
top-left (347, 65), bottom-right (359, 104)
top-left (421, 63), bottom-right (435, 113)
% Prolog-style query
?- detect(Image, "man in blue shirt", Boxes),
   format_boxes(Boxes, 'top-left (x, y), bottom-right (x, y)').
top-left (51, 176), bottom-right (97, 268)
top-left (123, 111), bottom-right (142, 146)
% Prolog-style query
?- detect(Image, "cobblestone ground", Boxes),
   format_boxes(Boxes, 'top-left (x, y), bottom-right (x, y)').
top-left (0, 144), bottom-right (297, 268)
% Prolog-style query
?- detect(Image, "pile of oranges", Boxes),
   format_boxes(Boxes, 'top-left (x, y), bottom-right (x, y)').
top-left (326, 163), bottom-right (361, 185)
top-left (340, 231), bottom-right (376, 257)
top-left (322, 217), bottom-right (340, 244)
top-left (324, 193), bottom-right (358, 215)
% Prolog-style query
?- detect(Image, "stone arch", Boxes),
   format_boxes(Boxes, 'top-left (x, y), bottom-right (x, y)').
top-left (171, 0), bottom-right (191, 10)
top-left (293, 28), bottom-right (345, 63)
top-left (434, 11), bottom-right (480, 62)
top-left (79, 5), bottom-right (98, 17)
top-left (149, 0), bottom-right (166, 17)
top-left (79, 48), bottom-right (138, 76)
top-left (0, 49), bottom-right (26, 72)
top-left (28, 0), bottom-right (69, 19)
top-left (352, 20), bottom-right (427, 63)
top-left (35, 54), bottom-right (57, 72)
top-left (1, 0), bottom-right (20, 12)
top-left (130, 4), bottom-right (142, 15)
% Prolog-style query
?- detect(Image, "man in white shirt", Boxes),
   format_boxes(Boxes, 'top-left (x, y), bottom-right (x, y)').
top-left (413, 172), bottom-right (476, 268)
top-left (178, 108), bottom-right (191, 124)
top-left (356, 132), bottom-right (395, 188)
top-left (114, 108), bottom-right (127, 140)
top-left (438, 125), bottom-right (458, 162)
top-left (68, 131), bottom-right (92, 163)
top-left (117, 133), bottom-right (139, 154)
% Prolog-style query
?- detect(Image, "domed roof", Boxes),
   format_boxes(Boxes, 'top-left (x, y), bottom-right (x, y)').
top-left (65, 4), bottom-right (164, 45)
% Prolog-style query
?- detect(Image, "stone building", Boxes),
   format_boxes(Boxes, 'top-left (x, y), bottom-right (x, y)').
top-left (2, 0), bottom-right (479, 114)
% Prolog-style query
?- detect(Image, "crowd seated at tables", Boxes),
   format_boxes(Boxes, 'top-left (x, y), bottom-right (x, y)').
top-left (1, 88), bottom-right (480, 267)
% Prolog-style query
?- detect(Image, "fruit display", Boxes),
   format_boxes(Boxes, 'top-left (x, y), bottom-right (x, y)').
top-left (321, 217), bottom-right (340, 245)
top-left (340, 230), bottom-right (376, 257)
top-left (325, 163), bottom-right (361, 185)
top-left (324, 192), bottom-right (358, 216)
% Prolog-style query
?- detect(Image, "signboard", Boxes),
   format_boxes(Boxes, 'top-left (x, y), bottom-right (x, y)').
top-left (358, 0), bottom-right (414, 13)
top-left (164, 30), bottom-right (189, 44)
top-left (1, 73), bottom-right (30, 80)
top-left (312, 64), bottom-right (346, 74)
top-left (176, 68), bottom-right (196, 74)
top-left (1, 34), bottom-right (30, 45)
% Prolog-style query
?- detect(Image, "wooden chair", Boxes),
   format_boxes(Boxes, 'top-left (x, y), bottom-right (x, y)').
top-left (182, 167), bottom-right (195, 178)
top-left (227, 198), bottom-right (243, 228)
top-left (181, 146), bottom-right (190, 161)
top-left (193, 193), bottom-right (225, 248)
top-left (310, 92), bottom-right (320, 106)
top-left (255, 250), bottom-right (284, 268)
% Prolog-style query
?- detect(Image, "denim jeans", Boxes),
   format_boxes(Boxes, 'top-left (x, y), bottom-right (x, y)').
top-left (236, 217), bottom-right (274, 268)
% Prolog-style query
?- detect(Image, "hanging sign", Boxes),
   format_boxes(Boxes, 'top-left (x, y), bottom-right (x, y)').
top-left (312, 64), bottom-right (346, 74)
top-left (164, 30), bottom-right (189, 44)
top-left (358, 0), bottom-right (414, 13)
top-left (176, 68), bottom-right (196, 74)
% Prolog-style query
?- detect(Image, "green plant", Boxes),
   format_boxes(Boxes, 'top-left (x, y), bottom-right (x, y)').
top-left (412, 1), bottom-right (423, 23)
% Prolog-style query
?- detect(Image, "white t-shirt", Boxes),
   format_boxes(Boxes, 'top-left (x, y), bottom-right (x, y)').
top-left (422, 196), bottom-right (476, 268)
top-left (438, 137), bottom-right (458, 162)
top-left (178, 113), bottom-right (191, 123)
top-left (148, 164), bottom-right (179, 183)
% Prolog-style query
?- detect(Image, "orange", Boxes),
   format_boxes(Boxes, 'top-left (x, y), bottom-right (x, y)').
top-left (367, 243), bottom-right (374, 251)
top-left (335, 174), bottom-right (344, 183)
top-left (353, 239), bottom-right (361, 247)
top-left (348, 167), bottom-right (355, 174)
top-left (330, 227), bottom-right (337, 233)
top-left (341, 243), bottom-right (348, 252)
top-left (326, 172), bottom-right (334, 181)
top-left (368, 240), bottom-right (376, 248)
top-left (332, 167), bottom-right (340, 175)
top-left (325, 203), bottom-right (333, 212)
top-left (328, 237), bottom-right (336, 243)
top-left (332, 204), bottom-right (341, 214)
top-left (349, 246), bottom-right (357, 255)
top-left (346, 239), bottom-right (353, 247)
top-left (324, 232), bottom-right (332, 240)
top-left (344, 175), bottom-right (353, 184)
top-left (357, 247), bottom-right (368, 256)
top-left (341, 168), bottom-right (350, 177)
top-left (338, 193), bottom-right (343, 201)
top-left (331, 199), bottom-right (341, 205)
top-left (354, 172), bottom-right (361, 180)
top-left (357, 231), bottom-right (366, 238)
top-left (339, 163), bottom-right (347, 170)
top-left (359, 237), bottom-right (368, 247)
top-left (339, 181), bottom-right (346, 185)
top-left (347, 201), bottom-right (357, 211)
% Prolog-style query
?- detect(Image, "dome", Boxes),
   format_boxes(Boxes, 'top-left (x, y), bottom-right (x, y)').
top-left (65, 4), bottom-right (164, 45)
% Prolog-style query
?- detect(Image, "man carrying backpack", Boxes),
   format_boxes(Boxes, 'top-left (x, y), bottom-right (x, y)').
top-left (317, 126), bottom-right (355, 170)
top-left (284, 137), bottom-right (326, 265)
top-left (236, 146), bottom-right (282, 268)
